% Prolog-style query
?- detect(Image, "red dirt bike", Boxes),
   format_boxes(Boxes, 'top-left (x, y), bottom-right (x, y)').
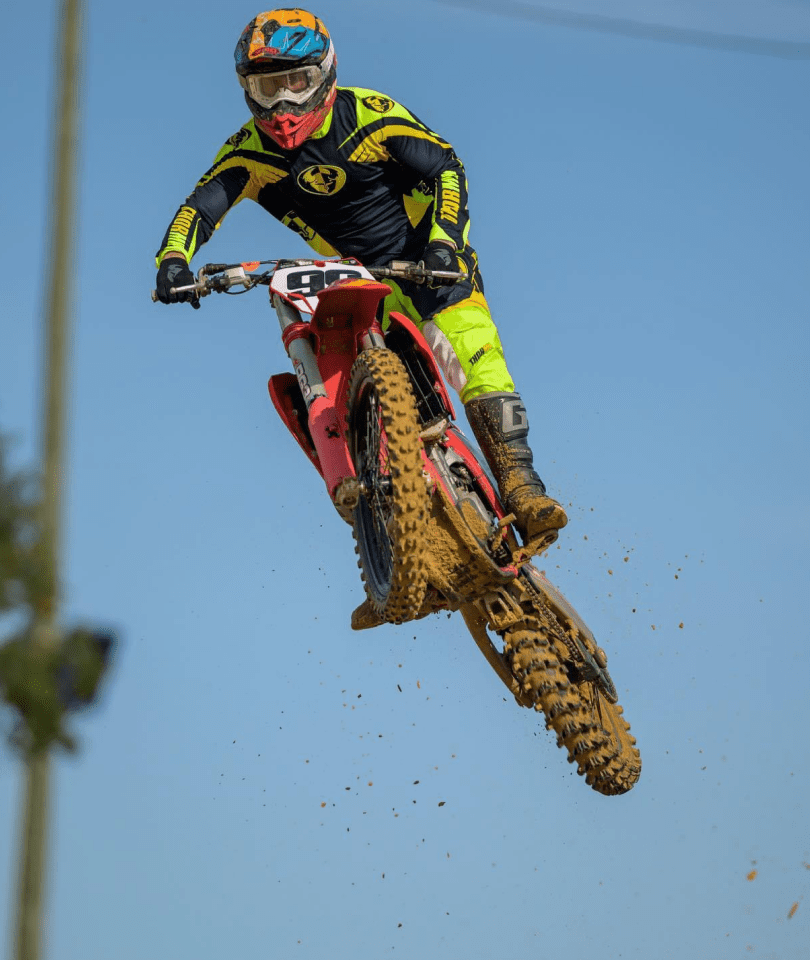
top-left (152, 257), bottom-right (641, 795)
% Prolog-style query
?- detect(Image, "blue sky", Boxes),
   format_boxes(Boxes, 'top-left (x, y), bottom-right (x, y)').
top-left (1, 1), bottom-right (808, 958)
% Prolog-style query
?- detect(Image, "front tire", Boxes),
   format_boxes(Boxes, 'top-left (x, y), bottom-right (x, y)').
top-left (347, 349), bottom-right (429, 624)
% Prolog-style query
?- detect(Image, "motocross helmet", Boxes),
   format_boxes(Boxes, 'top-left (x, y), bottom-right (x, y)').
top-left (235, 9), bottom-right (337, 150)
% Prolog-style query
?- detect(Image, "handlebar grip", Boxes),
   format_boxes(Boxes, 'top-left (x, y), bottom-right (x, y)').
top-left (150, 286), bottom-right (186, 301)
top-left (150, 287), bottom-right (200, 308)
top-left (369, 263), bottom-right (467, 285)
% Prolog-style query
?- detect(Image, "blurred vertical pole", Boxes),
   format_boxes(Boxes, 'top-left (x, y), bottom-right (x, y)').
top-left (13, 1), bottom-right (84, 959)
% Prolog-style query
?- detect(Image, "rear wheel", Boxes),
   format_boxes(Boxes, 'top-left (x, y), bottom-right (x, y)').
top-left (347, 349), bottom-right (429, 624)
top-left (504, 615), bottom-right (641, 795)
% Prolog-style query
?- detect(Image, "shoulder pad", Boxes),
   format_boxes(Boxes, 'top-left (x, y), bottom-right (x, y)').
top-left (345, 87), bottom-right (403, 118)
top-left (226, 126), bottom-right (252, 148)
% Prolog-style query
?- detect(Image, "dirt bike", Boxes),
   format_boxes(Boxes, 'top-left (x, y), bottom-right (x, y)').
top-left (152, 256), bottom-right (641, 796)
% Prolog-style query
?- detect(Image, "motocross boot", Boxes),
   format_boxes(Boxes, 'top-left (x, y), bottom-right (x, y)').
top-left (465, 392), bottom-right (567, 553)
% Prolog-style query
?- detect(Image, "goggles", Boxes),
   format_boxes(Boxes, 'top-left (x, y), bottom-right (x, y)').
top-left (243, 48), bottom-right (334, 110)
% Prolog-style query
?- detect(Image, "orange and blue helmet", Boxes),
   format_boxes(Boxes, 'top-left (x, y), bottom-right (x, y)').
top-left (235, 9), bottom-right (337, 150)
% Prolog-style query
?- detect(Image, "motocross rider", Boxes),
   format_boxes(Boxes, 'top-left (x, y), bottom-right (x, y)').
top-left (154, 8), bottom-right (567, 551)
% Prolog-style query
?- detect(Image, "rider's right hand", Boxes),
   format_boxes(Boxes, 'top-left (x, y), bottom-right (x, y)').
top-left (155, 256), bottom-right (195, 304)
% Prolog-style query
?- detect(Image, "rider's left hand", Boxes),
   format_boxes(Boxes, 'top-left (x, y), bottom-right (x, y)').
top-left (420, 240), bottom-right (457, 286)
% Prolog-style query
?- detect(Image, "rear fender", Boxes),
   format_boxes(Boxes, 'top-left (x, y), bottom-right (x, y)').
top-left (267, 373), bottom-right (324, 478)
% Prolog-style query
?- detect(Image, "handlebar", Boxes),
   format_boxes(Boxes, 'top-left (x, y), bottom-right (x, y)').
top-left (150, 258), bottom-right (467, 304)
top-left (150, 264), bottom-right (260, 303)
top-left (369, 260), bottom-right (467, 284)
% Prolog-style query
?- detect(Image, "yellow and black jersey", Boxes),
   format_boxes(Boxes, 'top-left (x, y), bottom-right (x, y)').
top-left (156, 87), bottom-right (473, 267)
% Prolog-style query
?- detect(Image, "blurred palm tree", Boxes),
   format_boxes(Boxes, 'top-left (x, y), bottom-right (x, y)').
top-left (0, 3), bottom-right (115, 959)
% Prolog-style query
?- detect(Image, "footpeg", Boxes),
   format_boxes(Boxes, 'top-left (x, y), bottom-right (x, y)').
top-left (488, 513), bottom-right (516, 552)
top-left (512, 529), bottom-right (559, 565)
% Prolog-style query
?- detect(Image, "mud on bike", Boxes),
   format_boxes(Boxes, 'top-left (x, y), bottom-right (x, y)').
top-left (152, 256), bottom-right (641, 796)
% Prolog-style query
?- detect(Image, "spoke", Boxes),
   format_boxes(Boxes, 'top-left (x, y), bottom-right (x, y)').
top-left (360, 389), bottom-right (394, 584)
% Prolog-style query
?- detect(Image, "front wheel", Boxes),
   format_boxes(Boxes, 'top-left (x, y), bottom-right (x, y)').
top-left (347, 349), bottom-right (430, 624)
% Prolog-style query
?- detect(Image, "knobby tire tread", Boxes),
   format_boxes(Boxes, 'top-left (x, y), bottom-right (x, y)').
top-left (348, 349), bottom-right (429, 624)
top-left (504, 617), bottom-right (641, 795)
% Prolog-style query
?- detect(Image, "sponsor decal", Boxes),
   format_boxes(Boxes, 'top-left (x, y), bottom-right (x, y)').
top-left (297, 164), bottom-right (347, 196)
top-left (440, 186), bottom-right (461, 225)
top-left (226, 127), bottom-right (251, 148)
top-left (166, 205), bottom-right (199, 249)
top-left (294, 358), bottom-right (312, 400)
top-left (362, 95), bottom-right (394, 114)
top-left (468, 343), bottom-right (493, 367)
top-left (502, 398), bottom-right (527, 436)
top-left (283, 212), bottom-right (316, 242)
top-left (172, 206), bottom-right (197, 232)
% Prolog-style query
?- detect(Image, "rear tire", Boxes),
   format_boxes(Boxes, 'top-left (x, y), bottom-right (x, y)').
top-left (347, 349), bottom-right (429, 624)
top-left (504, 615), bottom-right (641, 795)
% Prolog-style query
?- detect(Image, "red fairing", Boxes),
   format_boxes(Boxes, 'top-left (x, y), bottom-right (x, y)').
top-left (267, 373), bottom-right (323, 477)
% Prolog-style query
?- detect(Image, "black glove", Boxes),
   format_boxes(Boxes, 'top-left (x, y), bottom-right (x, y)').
top-left (419, 241), bottom-right (461, 287)
top-left (156, 257), bottom-right (196, 304)
top-left (420, 240), bottom-right (455, 273)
